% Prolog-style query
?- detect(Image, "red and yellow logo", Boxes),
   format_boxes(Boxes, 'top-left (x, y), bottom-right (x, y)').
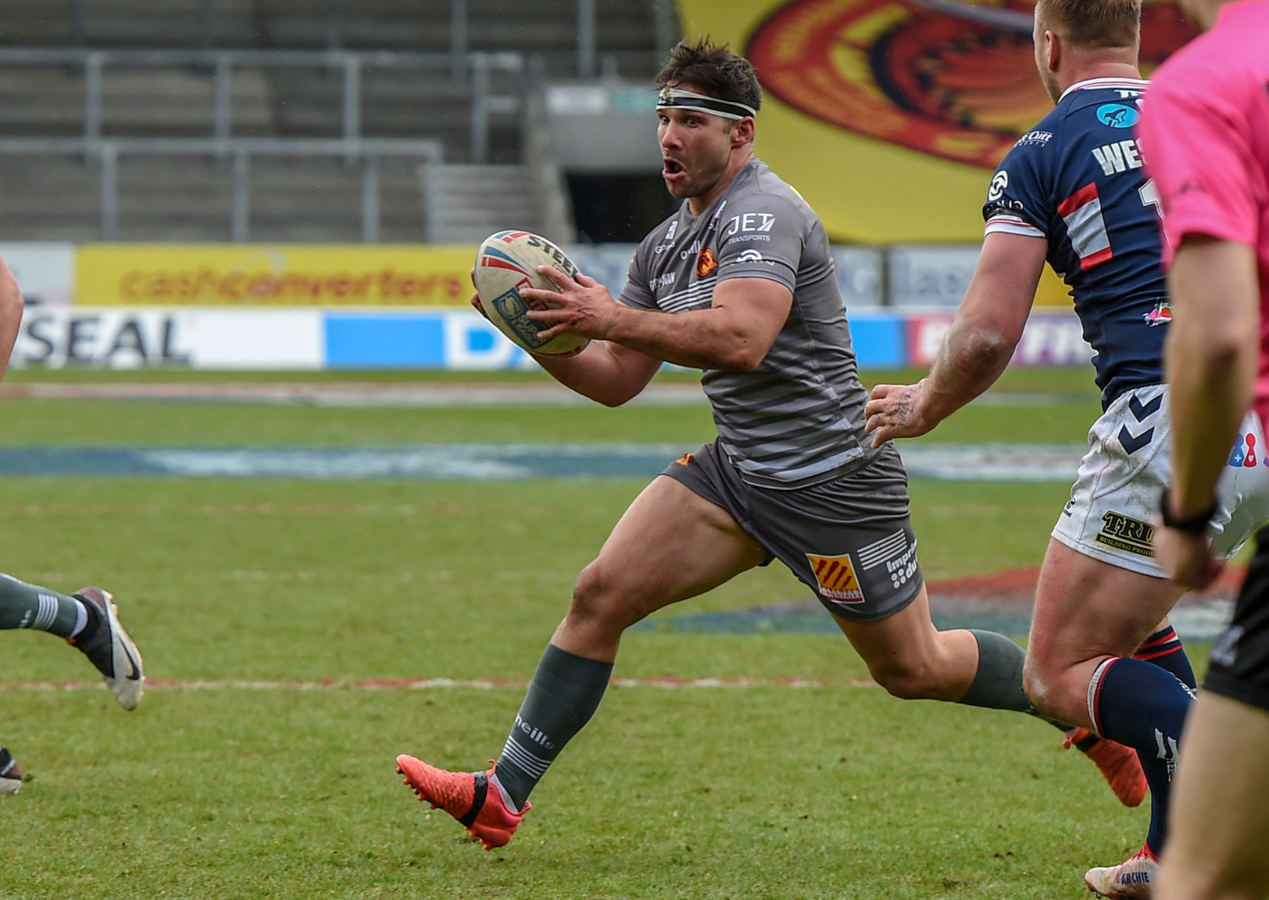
top-left (696, 248), bottom-right (719, 278)
top-left (746, 0), bottom-right (1196, 169)
top-left (806, 552), bottom-right (865, 603)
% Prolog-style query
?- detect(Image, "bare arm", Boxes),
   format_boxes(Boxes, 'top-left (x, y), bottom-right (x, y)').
top-left (531, 339), bottom-right (665, 408)
top-left (864, 231), bottom-right (1048, 447)
top-left (1155, 236), bottom-right (1260, 587)
top-left (0, 255), bottom-right (25, 381)
top-left (524, 268), bottom-right (793, 373)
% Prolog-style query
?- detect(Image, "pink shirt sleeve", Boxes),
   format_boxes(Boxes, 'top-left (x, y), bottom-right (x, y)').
top-left (1139, 79), bottom-right (1261, 268)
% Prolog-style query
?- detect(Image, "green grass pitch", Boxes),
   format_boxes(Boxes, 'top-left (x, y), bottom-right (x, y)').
top-left (0, 370), bottom-right (1153, 899)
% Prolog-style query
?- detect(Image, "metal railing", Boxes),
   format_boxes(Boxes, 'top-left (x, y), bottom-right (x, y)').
top-left (522, 65), bottom-right (577, 245)
top-left (58, 0), bottom-right (675, 79)
top-left (0, 137), bottom-right (444, 244)
top-left (0, 47), bottom-right (523, 165)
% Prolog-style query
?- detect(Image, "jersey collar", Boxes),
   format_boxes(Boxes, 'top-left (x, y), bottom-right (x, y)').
top-left (1058, 76), bottom-right (1149, 103)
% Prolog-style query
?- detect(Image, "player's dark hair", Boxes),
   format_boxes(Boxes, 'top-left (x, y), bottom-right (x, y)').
top-left (1035, 0), bottom-right (1140, 48)
top-left (655, 38), bottom-right (762, 114)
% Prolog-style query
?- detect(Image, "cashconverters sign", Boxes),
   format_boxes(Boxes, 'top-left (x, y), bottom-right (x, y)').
top-left (76, 245), bottom-right (477, 307)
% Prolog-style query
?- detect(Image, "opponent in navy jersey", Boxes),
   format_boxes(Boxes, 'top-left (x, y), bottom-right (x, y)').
top-left (984, 78), bottom-right (1166, 406)
top-left (864, 1), bottom-right (1269, 895)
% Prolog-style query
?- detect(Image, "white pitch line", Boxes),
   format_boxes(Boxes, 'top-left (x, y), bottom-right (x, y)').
top-left (0, 677), bottom-right (878, 692)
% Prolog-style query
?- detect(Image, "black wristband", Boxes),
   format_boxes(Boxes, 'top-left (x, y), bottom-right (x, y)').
top-left (1159, 487), bottom-right (1217, 534)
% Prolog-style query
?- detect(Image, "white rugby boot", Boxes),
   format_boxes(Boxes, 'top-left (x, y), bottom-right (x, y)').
top-left (67, 587), bottom-right (144, 710)
top-left (1085, 846), bottom-right (1158, 899)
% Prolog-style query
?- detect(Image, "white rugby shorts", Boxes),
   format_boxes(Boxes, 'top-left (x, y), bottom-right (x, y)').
top-left (1052, 383), bottom-right (1269, 578)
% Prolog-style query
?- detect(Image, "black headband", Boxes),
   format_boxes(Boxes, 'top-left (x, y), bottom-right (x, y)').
top-left (656, 87), bottom-right (757, 121)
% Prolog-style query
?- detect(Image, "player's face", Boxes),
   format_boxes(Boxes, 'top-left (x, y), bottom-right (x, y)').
top-left (657, 104), bottom-right (735, 201)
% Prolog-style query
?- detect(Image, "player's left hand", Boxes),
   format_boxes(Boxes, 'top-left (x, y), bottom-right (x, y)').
top-left (521, 266), bottom-right (620, 341)
top-left (468, 267), bottom-right (490, 321)
top-left (865, 380), bottom-right (935, 448)
top-left (1153, 522), bottom-right (1225, 590)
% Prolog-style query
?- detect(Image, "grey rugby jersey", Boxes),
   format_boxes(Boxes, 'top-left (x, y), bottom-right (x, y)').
top-left (620, 159), bottom-right (875, 489)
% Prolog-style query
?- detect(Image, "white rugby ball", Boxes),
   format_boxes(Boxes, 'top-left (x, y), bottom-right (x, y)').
top-left (474, 230), bottom-right (590, 358)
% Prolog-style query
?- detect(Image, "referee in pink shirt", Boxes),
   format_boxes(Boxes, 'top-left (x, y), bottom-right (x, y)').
top-left (1139, 0), bottom-right (1269, 897)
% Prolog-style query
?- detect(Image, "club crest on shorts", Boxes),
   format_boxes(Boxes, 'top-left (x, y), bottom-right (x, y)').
top-left (806, 552), bottom-right (865, 603)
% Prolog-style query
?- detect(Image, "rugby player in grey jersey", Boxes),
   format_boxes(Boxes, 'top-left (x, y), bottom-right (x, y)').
top-left (395, 37), bottom-right (1135, 851)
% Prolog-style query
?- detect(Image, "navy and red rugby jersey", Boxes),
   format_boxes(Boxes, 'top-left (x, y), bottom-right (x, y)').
top-left (983, 77), bottom-right (1168, 406)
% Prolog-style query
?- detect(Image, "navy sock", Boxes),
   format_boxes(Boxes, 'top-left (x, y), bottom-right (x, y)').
top-left (1134, 625), bottom-right (1196, 689)
top-left (494, 643), bottom-right (613, 811)
top-left (1091, 657), bottom-right (1194, 855)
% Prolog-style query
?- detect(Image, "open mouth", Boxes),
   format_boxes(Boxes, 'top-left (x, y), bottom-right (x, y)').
top-left (663, 158), bottom-right (685, 176)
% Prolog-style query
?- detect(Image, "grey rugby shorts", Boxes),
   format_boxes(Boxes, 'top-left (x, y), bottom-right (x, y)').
top-left (1205, 525), bottom-right (1269, 713)
top-left (660, 439), bottom-right (924, 623)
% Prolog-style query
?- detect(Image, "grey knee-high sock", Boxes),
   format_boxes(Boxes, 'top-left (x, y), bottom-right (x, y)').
top-left (494, 643), bottom-right (613, 811)
top-left (957, 629), bottom-right (1062, 726)
top-left (0, 574), bottom-right (84, 638)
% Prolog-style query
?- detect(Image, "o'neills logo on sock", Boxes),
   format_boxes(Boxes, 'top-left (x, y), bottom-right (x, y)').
top-left (805, 552), bottom-right (865, 603)
top-left (514, 715), bottom-right (555, 750)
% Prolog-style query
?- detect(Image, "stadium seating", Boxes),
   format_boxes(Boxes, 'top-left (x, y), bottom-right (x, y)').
top-left (0, 0), bottom-right (670, 243)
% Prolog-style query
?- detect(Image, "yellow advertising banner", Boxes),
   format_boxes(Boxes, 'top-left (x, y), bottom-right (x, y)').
top-left (75, 244), bottom-right (480, 307)
top-left (676, 0), bottom-right (1195, 305)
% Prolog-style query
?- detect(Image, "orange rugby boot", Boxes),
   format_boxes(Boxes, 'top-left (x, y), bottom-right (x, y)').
top-left (396, 755), bottom-right (530, 850)
top-left (1064, 727), bottom-right (1147, 808)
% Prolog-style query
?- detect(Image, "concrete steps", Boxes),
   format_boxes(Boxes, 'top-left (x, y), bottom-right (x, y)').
top-left (427, 163), bottom-right (537, 244)
top-left (0, 0), bottom-right (658, 242)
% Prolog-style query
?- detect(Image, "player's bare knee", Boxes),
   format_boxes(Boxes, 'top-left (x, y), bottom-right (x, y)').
top-left (1022, 655), bottom-right (1074, 721)
top-left (870, 659), bottom-right (940, 700)
top-left (567, 562), bottom-right (632, 632)
top-left (1022, 656), bottom-right (1051, 709)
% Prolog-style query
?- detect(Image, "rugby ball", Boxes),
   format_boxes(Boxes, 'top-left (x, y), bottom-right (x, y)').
top-left (474, 231), bottom-right (590, 358)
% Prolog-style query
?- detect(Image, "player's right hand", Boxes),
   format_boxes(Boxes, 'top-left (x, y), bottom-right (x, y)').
top-left (865, 380), bottom-right (935, 448)
top-left (1153, 520), bottom-right (1225, 590)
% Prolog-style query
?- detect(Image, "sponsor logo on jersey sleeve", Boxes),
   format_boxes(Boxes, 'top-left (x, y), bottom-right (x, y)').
top-left (723, 212), bottom-right (778, 236)
top-left (987, 170), bottom-right (1008, 202)
top-left (806, 552), bottom-right (865, 603)
top-left (1095, 511), bottom-right (1154, 557)
top-left (736, 249), bottom-right (766, 263)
